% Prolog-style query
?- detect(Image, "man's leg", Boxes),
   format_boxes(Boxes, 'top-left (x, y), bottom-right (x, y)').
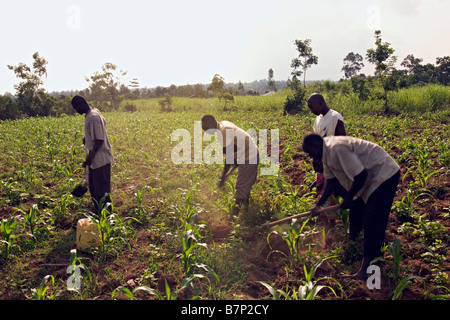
top-left (233, 158), bottom-right (258, 216)
top-left (349, 197), bottom-right (365, 241)
top-left (350, 171), bottom-right (400, 279)
top-left (90, 163), bottom-right (112, 213)
top-left (363, 171), bottom-right (400, 259)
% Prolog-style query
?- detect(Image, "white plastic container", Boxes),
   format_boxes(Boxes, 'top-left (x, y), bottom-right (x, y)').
top-left (76, 218), bottom-right (101, 250)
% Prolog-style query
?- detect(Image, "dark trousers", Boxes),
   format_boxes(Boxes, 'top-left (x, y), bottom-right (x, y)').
top-left (349, 170), bottom-right (400, 258)
top-left (88, 163), bottom-right (111, 211)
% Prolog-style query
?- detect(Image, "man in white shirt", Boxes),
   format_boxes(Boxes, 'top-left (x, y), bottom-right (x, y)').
top-left (302, 134), bottom-right (400, 280)
top-left (201, 115), bottom-right (259, 216)
top-left (308, 93), bottom-right (346, 137)
top-left (308, 93), bottom-right (347, 213)
top-left (72, 95), bottom-right (114, 212)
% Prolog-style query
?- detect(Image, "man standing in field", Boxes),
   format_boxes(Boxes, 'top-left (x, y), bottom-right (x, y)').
top-left (302, 134), bottom-right (400, 280)
top-left (201, 115), bottom-right (259, 216)
top-left (308, 93), bottom-right (346, 214)
top-left (71, 95), bottom-right (114, 211)
top-left (308, 93), bottom-right (346, 138)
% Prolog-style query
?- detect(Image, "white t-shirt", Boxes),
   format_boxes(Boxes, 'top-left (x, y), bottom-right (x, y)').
top-left (313, 109), bottom-right (344, 137)
top-left (217, 121), bottom-right (259, 164)
top-left (84, 108), bottom-right (113, 169)
top-left (322, 136), bottom-right (399, 203)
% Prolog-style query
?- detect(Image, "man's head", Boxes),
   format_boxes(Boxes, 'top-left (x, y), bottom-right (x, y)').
top-left (201, 114), bottom-right (217, 132)
top-left (71, 95), bottom-right (90, 114)
top-left (302, 133), bottom-right (324, 160)
top-left (307, 93), bottom-right (329, 116)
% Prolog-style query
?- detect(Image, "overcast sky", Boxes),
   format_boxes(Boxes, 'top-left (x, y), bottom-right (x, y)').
top-left (1, 0), bottom-right (449, 94)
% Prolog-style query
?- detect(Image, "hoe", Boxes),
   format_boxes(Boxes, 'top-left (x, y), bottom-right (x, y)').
top-left (261, 204), bottom-right (340, 228)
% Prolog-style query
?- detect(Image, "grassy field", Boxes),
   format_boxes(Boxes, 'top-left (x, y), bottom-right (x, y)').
top-left (0, 86), bottom-right (449, 300)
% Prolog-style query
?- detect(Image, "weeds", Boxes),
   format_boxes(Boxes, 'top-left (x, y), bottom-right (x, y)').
top-left (174, 191), bottom-right (219, 295)
top-left (259, 256), bottom-right (342, 300)
top-left (0, 216), bottom-right (21, 260)
top-left (31, 275), bottom-right (56, 300)
top-left (83, 199), bottom-right (136, 259)
top-left (129, 185), bottom-right (153, 225)
top-left (375, 238), bottom-right (422, 300)
top-left (2, 179), bottom-right (22, 205)
top-left (15, 204), bottom-right (51, 241)
top-left (267, 217), bottom-right (315, 267)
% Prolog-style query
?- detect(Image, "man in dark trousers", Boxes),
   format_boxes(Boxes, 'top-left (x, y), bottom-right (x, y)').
top-left (71, 95), bottom-right (113, 212)
top-left (302, 134), bottom-right (400, 280)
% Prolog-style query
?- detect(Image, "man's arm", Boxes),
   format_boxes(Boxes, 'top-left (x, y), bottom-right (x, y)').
top-left (335, 120), bottom-right (346, 136)
top-left (340, 169), bottom-right (367, 209)
top-left (316, 177), bottom-right (338, 207)
top-left (309, 177), bottom-right (337, 216)
top-left (83, 139), bottom-right (103, 167)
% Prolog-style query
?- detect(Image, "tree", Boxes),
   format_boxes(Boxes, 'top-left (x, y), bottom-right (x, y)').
top-left (159, 93), bottom-right (174, 112)
top-left (207, 74), bottom-right (225, 96)
top-left (127, 78), bottom-right (140, 99)
top-left (85, 63), bottom-right (127, 111)
top-left (207, 74), bottom-right (235, 110)
top-left (291, 39), bottom-right (318, 87)
top-left (399, 54), bottom-right (439, 86)
top-left (342, 52), bottom-right (364, 79)
top-left (283, 76), bottom-right (306, 115)
top-left (7, 52), bottom-right (54, 117)
top-left (237, 81), bottom-right (245, 95)
top-left (401, 54), bottom-right (423, 75)
top-left (435, 56), bottom-right (450, 85)
top-left (0, 95), bottom-right (20, 120)
top-left (366, 30), bottom-right (398, 112)
top-left (267, 68), bottom-right (277, 92)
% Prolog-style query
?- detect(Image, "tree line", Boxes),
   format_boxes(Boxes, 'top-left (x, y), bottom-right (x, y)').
top-left (1, 30), bottom-right (448, 120)
top-left (283, 30), bottom-right (449, 114)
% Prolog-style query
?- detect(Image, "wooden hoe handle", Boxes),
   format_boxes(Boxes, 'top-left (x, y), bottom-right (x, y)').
top-left (261, 204), bottom-right (341, 228)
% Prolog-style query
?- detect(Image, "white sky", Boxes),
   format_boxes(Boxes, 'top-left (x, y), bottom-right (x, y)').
top-left (1, 0), bottom-right (449, 94)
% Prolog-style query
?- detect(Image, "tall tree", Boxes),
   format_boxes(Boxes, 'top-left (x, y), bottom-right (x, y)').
top-left (366, 30), bottom-right (398, 112)
top-left (342, 52), bottom-right (364, 79)
top-left (435, 56), bottom-right (450, 85)
top-left (207, 74), bottom-right (225, 97)
top-left (291, 39), bottom-right (318, 87)
top-left (7, 52), bottom-right (55, 116)
top-left (85, 62), bottom-right (127, 111)
top-left (401, 54), bottom-right (423, 75)
top-left (267, 68), bottom-right (277, 92)
top-left (400, 54), bottom-right (435, 85)
top-left (237, 81), bottom-right (245, 95)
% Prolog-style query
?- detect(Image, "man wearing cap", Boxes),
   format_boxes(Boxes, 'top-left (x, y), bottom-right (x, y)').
top-left (71, 95), bottom-right (114, 211)
top-left (302, 133), bottom-right (400, 280)
top-left (201, 115), bottom-right (259, 216)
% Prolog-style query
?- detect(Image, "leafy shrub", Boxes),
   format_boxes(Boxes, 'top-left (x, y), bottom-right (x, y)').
top-left (123, 102), bottom-right (137, 112)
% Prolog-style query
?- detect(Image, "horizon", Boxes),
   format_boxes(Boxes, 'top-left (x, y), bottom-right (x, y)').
top-left (1, 0), bottom-right (449, 95)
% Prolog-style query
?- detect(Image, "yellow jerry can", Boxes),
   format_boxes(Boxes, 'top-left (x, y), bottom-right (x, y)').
top-left (76, 218), bottom-right (101, 250)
